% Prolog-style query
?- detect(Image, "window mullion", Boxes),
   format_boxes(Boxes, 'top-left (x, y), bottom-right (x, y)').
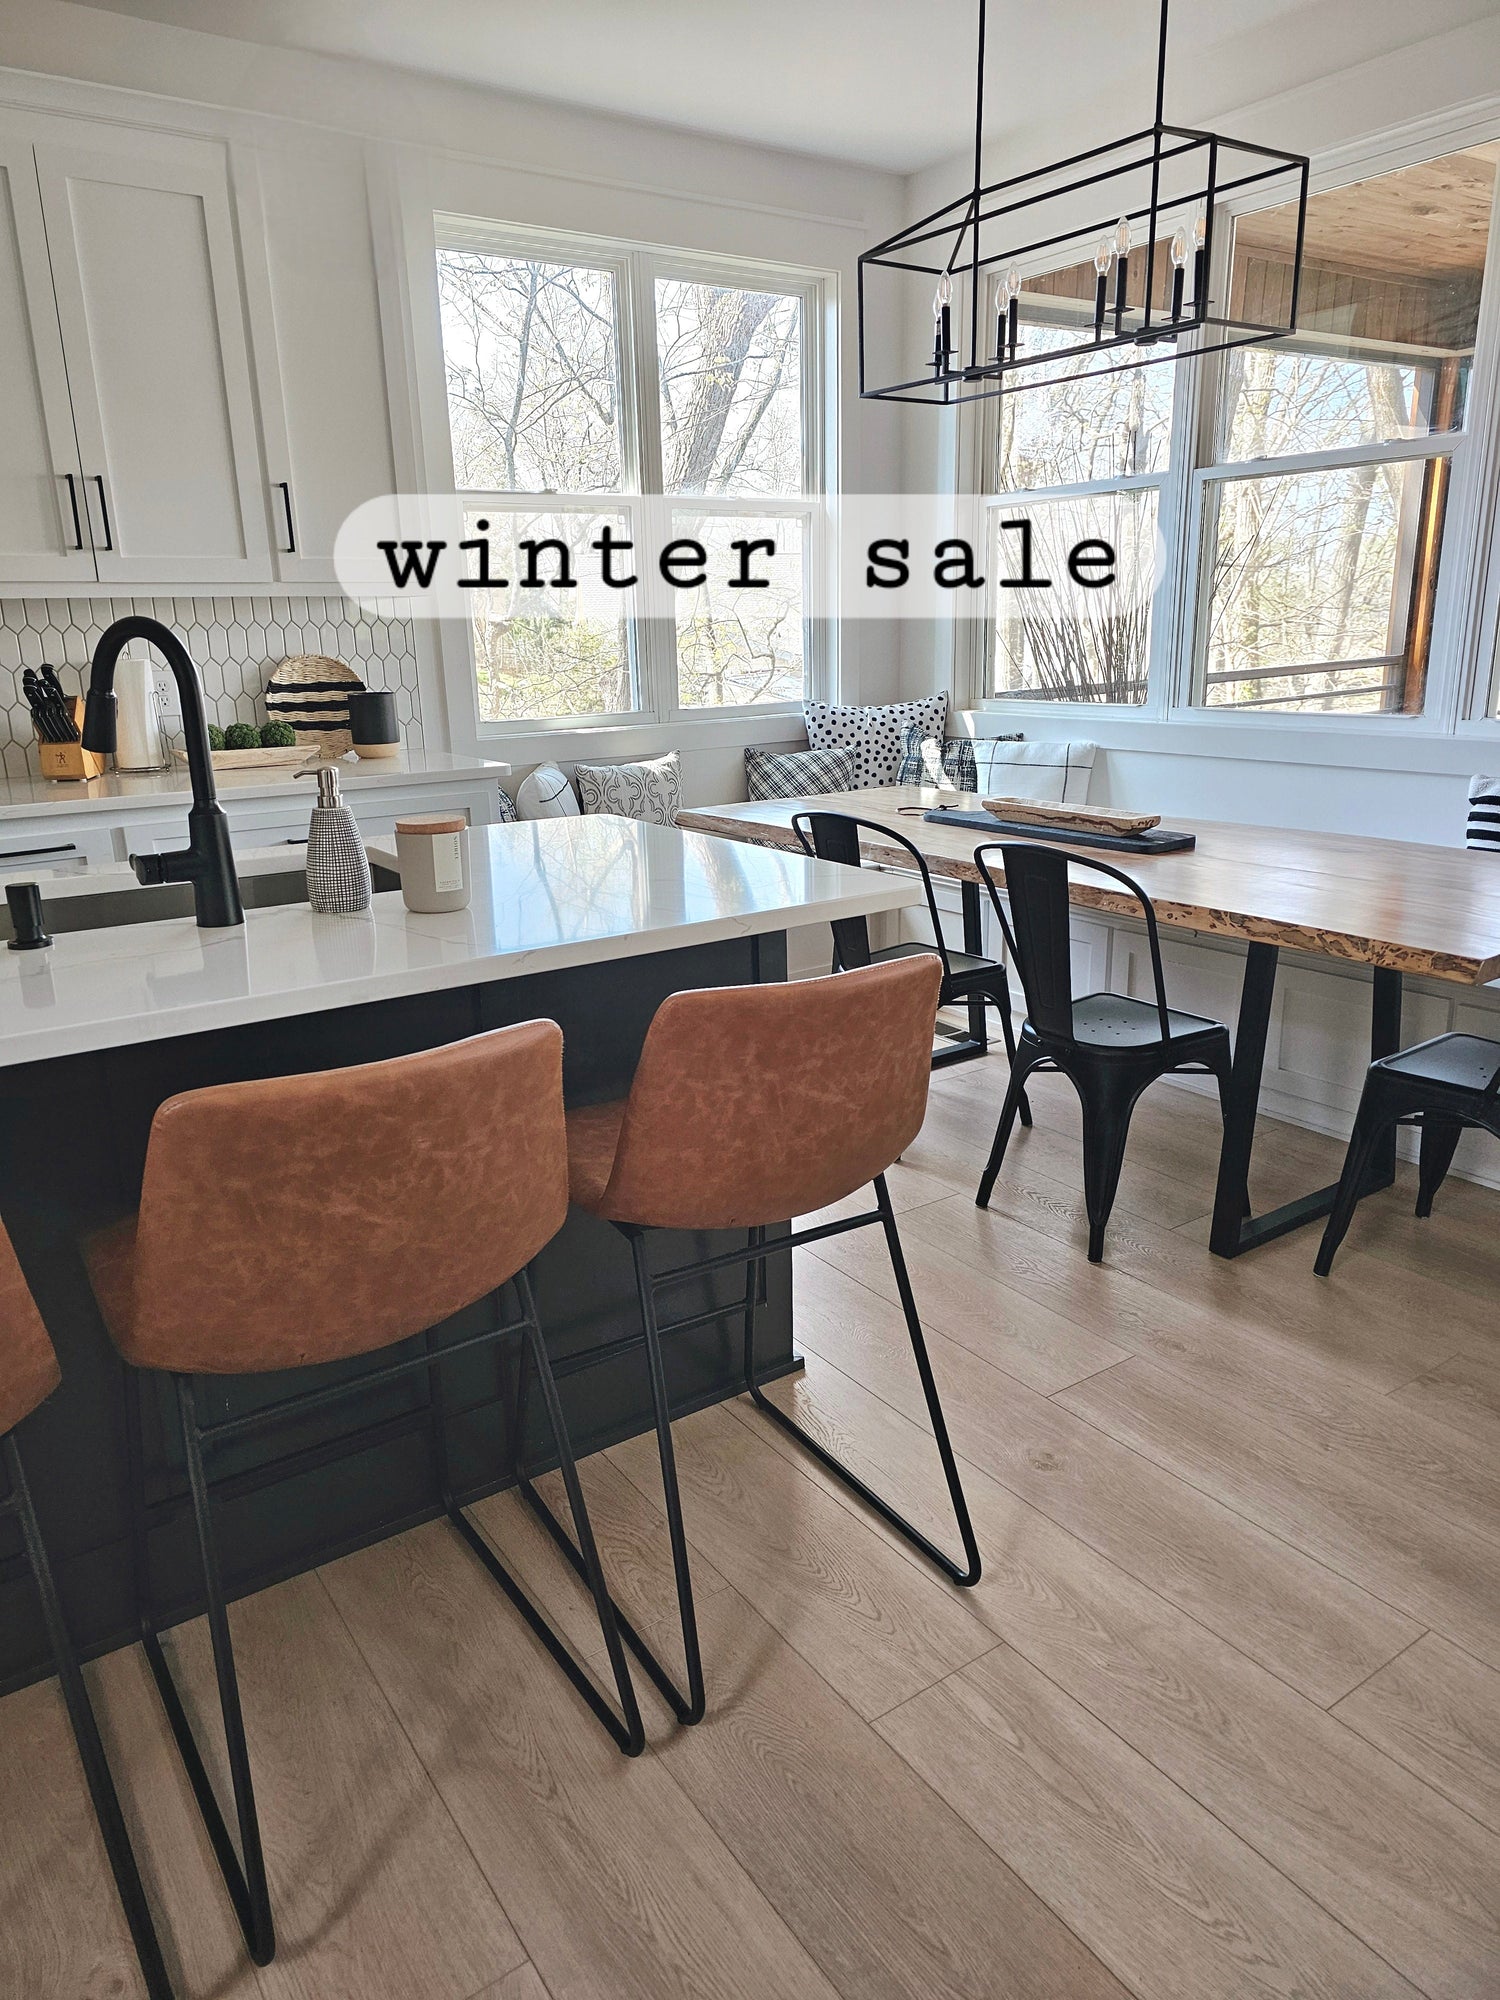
top-left (626, 252), bottom-right (673, 723)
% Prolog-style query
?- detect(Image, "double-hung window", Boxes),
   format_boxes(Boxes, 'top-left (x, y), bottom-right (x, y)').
top-left (984, 300), bottom-right (1178, 706)
top-left (435, 223), bottom-right (823, 728)
top-left (1191, 145), bottom-right (1498, 715)
top-left (975, 138), bottom-right (1500, 726)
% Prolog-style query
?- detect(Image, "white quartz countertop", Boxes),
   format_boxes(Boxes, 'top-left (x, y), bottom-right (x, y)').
top-left (0, 817), bottom-right (915, 1068)
top-left (0, 748), bottom-right (508, 820)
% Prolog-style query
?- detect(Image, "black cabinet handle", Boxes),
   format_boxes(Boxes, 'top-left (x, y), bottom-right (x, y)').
top-left (62, 472), bottom-right (84, 551)
top-left (91, 475), bottom-right (113, 552)
top-left (277, 480), bottom-right (296, 554)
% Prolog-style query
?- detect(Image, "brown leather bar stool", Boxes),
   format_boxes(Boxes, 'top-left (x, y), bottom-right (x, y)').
top-left (555, 954), bottom-right (981, 1726)
top-left (0, 1222), bottom-right (176, 1998)
top-left (84, 1020), bottom-right (643, 1971)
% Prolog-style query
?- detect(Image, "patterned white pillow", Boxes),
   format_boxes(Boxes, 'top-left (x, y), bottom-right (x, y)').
top-left (514, 763), bottom-right (580, 819)
top-left (803, 694), bottom-right (948, 788)
top-left (574, 750), bottom-right (681, 826)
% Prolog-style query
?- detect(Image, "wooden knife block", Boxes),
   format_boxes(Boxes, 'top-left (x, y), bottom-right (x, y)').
top-left (37, 698), bottom-right (106, 782)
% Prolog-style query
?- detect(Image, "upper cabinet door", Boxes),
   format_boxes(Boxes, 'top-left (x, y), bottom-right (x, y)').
top-left (34, 127), bottom-right (272, 584)
top-left (0, 135), bottom-right (94, 584)
top-left (238, 134), bottom-right (398, 583)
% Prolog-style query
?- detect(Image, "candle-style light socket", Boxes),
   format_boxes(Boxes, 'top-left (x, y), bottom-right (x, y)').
top-left (6, 881), bottom-right (52, 951)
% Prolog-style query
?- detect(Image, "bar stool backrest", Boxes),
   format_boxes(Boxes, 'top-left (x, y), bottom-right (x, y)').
top-left (595, 954), bottom-right (943, 1230)
top-left (0, 1222), bottom-right (58, 1436)
top-left (124, 1019), bottom-right (568, 1374)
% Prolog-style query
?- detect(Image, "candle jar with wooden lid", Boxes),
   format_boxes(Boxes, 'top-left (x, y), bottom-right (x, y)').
top-left (394, 813), bottom-right (470, 913)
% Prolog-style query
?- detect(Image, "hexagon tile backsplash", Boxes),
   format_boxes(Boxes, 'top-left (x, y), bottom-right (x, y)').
top-left (0, 594), bottom-right (424, 782)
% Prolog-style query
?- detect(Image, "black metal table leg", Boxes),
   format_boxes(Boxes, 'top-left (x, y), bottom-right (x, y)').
top-left (932, 880), bottom-right (992, 1067)
top-left (962, 881), bottom-right (988, 1052)
top-left (1210, 946), bottom-right (1405, 1258)
top-left (1366, 967), bottom-right (1403, 1192)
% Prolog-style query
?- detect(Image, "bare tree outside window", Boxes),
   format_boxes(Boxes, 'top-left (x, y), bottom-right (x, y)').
top-left (437, 243), bottom-right (813, 720)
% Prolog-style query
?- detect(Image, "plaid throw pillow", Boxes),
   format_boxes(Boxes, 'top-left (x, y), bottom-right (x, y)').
top-left (1468, 775), bottom-right (1500, 851)
top-left (895, 725), bottom-right (978, 792)
top-left (745, 745), bottom-right (858, 801)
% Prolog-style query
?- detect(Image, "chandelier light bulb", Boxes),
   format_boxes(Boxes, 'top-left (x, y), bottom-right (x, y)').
top-left (1094, 236), bottom-right (1113, 274)
top-left (1193, 212), bottom-right (1208, 249)
top-left (1114, 215), bottom-right (1132, 259)
top-left (933, 271), bottom-right (953, 319)
top-left (1170, 226), bottom-right (1189, 268)
top-left (1005, 264), bottom-right (1021, 302)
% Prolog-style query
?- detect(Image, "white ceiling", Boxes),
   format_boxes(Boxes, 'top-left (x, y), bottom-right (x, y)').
top-left (80, 0), bottom-right (1500, 174)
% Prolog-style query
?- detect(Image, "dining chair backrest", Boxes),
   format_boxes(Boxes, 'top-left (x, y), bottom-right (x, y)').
top-left (974, 841), bottom-right (1174, 1044)
top-left (793, 811), bottom-right (954, 979)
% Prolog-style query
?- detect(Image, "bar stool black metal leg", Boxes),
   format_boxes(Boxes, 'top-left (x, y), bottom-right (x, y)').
top-left (629, 1233), bottom-right (707, 1722)
top-left (3, 1435), bottom-right (176, 2000)
top-left (744, 1189), bottom-right (982, 1586)
top-left (167, 1376), bottom-right (275, 1966)
top-left (444, 1272), bottom-right (646, 1756)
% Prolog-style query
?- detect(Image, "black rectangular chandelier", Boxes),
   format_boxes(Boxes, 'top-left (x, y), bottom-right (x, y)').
top-left (859, 0), bottom-right (1310, 406)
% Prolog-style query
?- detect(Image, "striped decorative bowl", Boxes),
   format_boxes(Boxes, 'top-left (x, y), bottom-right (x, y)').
top-left (265, 656), bottom-right (364, 758)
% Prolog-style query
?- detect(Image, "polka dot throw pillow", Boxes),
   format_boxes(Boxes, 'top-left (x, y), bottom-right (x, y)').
top-left (802, 694), bottom-right (949, 788)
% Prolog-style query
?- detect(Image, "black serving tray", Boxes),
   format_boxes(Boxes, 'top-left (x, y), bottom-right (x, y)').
top-left (924, 808), bottom-right (1197, 854)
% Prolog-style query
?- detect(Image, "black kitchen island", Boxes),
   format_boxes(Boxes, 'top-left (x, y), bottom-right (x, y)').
top-left (0, 816), bottom-right (910, 1692)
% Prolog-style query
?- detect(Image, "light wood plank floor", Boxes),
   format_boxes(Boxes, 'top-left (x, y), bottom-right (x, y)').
top-left (3, 1054), bottom-right (1499, 1999)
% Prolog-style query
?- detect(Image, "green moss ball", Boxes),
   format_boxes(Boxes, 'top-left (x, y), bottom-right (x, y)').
top-left (259, 720), bottom-right (298, 748)
top-left (207, 725), bottom-right (226, 751)
top-left (223, 723), bottom-right (259, 751)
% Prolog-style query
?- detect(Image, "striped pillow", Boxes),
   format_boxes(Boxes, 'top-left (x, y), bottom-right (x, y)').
top-left (1467, 775), bottom-right (1500, 850)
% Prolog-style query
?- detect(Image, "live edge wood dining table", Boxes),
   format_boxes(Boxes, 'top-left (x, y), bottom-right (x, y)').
top-left (677, 786), bottom-right (1500, 1261)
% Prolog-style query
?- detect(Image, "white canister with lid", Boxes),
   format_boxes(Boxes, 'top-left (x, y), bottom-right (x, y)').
top-left (113, 651), bottom-right (168, 772)
top-left (394, 813), bottom-right (471, 913)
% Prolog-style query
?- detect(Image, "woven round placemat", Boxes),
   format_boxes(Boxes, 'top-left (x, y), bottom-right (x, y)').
top-left (266, 656), bottom-right (364, 758)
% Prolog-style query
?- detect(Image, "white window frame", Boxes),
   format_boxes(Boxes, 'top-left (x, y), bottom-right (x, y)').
top-left (958, 100), bottom-right (1500, 752)
top-left (433, 217), bottom-right (831, 739)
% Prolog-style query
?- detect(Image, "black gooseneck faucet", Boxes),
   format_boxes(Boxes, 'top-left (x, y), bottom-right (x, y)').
top-left (81, 616), bottom-right (245, 929)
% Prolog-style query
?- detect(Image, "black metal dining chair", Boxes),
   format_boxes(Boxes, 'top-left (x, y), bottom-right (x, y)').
top-left (1314, 1032), bottom-right (1500, 1274)
top-left (791, 809), bottom-right (1030, 1106)
top-left (973, 840), bottom-right (1233, 1261)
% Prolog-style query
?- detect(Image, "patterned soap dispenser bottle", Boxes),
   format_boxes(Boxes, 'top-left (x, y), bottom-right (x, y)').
top-left (297, 763), bottom-right (372, 914)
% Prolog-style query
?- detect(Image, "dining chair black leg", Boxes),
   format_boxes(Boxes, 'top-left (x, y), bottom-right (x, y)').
top-left (1415, 1114), bottom-right (1465, 1218)
top-left (3, 1434), bottom-right (177, 2000)
top-left (1314, 1100), bottom-right (1391, 1276)
top-left (976, 1046), bottom-right (1042, 1208)
top-left (980, 975), bottom-right (1032, 1127)
top-left (1080, 1073), bottom-right (1143, 1264)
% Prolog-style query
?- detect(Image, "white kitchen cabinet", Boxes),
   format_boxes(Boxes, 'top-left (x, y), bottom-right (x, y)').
top-left (0, 133), bottom-right (94, 585)
top-left (30, 121), bottom-right (272, 584)
top-left (238, 133), bottom-right (397, 583)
